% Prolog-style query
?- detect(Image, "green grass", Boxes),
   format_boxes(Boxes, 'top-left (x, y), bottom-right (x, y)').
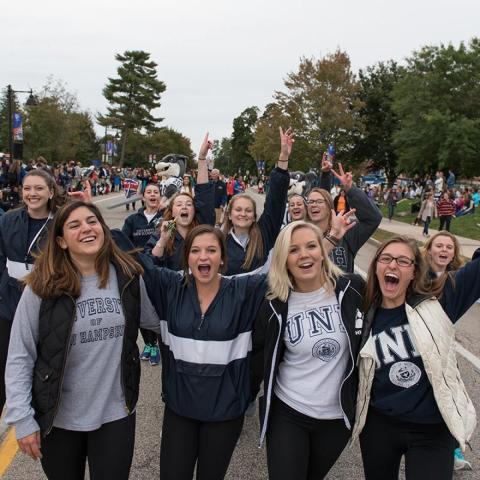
top-left (380, 199), bottom-right (480, 241)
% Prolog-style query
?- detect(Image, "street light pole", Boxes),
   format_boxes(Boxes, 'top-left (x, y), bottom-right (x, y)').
top-left (7, 85), bottom-right (13, 161)
top-left (6, 84), bottom-right (37, 160)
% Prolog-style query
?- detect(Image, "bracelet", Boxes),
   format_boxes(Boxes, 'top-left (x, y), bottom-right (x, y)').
top-left (325, 234), bottom-right (340, 248)
top-left (278, 158), bottom-right (288, 162)
top-left (198, 157), bottom-right (207, 161)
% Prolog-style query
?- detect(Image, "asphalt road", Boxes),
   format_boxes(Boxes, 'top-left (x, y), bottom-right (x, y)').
top-left (1, 190), bottom-right (479, 479)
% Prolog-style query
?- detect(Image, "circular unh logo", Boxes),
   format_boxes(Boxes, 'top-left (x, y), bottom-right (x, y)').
top-left (312, 338), bottom-right (340, 362)
top-left (389, 362), bottom-right (422, 389)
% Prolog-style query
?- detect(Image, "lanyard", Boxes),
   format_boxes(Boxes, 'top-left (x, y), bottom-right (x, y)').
top-left (25, 212), bottom-right (54, 270)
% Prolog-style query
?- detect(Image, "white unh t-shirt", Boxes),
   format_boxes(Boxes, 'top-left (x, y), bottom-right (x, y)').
top-left (274, 286), bottom-right (349, 419)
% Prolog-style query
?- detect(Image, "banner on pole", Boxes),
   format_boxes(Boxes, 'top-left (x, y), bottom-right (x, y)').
top-left (13, 112), bottom-right (23, 142)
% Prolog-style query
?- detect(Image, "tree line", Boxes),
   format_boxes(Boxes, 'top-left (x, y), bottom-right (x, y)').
top-left (0, 51), bottom-right (193, 168)
top-left (2, 40), bottom-right (480, 178)
top-left (214, 38), bottom-right (480, 183)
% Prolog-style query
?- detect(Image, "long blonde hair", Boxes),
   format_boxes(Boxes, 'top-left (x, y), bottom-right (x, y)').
top-left (422, 230), bottom-right (464, 272)
top-left (267, 221), bottom-right (343, 302)
top-left (222, 193), bottom-right (264, 270)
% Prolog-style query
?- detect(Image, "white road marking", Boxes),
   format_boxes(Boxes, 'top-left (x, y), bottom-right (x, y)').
top-left (91, 193), bottom-right (124, 204)
top-left (456, 343), bottom-right (480, 371)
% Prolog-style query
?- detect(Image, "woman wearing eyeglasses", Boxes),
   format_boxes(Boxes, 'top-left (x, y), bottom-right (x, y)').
top-left (306, 162), bottom-right (381, 273)
top-left (350, 235), bottom-right (479, 480)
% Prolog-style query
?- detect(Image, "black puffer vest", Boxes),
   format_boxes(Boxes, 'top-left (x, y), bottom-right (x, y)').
top-left (32, 264), bottom-right (141, 437)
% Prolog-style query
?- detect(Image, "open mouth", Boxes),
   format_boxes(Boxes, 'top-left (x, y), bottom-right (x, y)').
top-left (198, 265), bottom-right (211, 275)
top-left (81, 236), bottom-right (96, 243)
top-left (298, 262), bottom-right (314, 270)
top-left (438, 254), bottom-right (449, 261)
top-left (384, 273), bottom-right (400, 291)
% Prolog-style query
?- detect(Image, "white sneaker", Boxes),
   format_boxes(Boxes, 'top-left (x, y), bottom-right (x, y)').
top-left (454, 448), bottom-right (472, 471)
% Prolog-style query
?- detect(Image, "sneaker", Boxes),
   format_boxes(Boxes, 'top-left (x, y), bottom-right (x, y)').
top-left (454, 448), bottom-right (472, 471)
top-left (140, 344), bottom-right (151, 361)
top-left (245, 400), bottom-right (256, 417)
top-left (149, 345), bottom-right (160, 366)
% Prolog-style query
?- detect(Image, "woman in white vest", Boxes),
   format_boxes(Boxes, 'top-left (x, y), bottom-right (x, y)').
top-left (351, 235), bottom-right (479, 480)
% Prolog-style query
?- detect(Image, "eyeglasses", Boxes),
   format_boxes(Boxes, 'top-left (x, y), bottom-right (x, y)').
top-left (307, 199), bottom-right (326, 206)
top-left (377, 254), bottom-right (415, 267)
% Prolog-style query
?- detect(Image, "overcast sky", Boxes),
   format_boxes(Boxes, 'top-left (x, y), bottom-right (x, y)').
top-left (3, 0), bottom-right (479, 157)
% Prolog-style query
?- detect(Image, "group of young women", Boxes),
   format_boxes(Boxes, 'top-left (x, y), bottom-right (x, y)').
top-left (1, 128), bottom-right (478, 480)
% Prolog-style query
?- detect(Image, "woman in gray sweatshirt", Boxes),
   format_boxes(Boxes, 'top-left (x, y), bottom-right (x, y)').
top-left (5, 200), bottom-right (160, 480)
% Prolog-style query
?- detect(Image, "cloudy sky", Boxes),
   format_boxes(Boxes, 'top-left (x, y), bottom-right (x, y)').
top-left (3, 0), bottom-right (479, 156)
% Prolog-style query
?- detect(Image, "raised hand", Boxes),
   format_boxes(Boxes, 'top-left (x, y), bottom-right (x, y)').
top-left (331, 163), bottom-right (353, 192)
top-left (321, 152), bottom-right (332, 172)
top-left (198, 132), bottom-right (213, 160)
top-left (279, 127), bottom-right (294, 160)
top-left (68, 180), bottom-right (93, 202)
top-left (329, 209), bottom-right (357, 239)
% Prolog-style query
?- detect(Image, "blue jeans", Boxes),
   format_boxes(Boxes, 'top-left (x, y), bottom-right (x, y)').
top-left (387, 204), bottom-right (395, 220)
top-left (423, 216), bottom-right (431, 235)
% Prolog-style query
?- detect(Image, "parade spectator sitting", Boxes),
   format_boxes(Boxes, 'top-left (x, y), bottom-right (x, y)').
top-left (473, 189), bottom-right (480, 208)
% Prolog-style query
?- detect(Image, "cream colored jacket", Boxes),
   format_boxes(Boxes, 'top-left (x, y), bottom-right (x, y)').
top-left (351, 298), bottom-right (476, 452)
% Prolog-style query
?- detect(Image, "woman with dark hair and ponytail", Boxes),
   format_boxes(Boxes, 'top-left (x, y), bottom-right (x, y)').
top-left (0, 169), bottom-right (64, 415)
top-left (351, 235), bottom-right (480, 480)
top-left (221, 127), bottom-right (292, 275)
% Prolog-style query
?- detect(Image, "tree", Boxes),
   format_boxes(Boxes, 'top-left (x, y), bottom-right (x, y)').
top-left (353, 61), bottom-right (403, 185)
top-left (250, 103), bottom-right (287, 173)
top-left (98, 50), bottom-right (166, 166)
top-left (118, 127), bottom-right (194, 169)
top-left (212, 137), bottom-right (232, 174)
top-left (392, 39), bottom-right (480, 176)
top-left (230, 106), bottom-right (259, 174)
top-left (274, 50), bottom-right (365, 171)
top-left (23, 77), bottom-right (98, 163)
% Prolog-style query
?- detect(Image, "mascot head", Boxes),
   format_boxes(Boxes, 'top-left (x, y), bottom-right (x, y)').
top-left (155, 154), bottom-right (187, 178)
top-left (288, 171), bottom-right (306, 196)
top-left (155, 154), bottom-right (188, 199)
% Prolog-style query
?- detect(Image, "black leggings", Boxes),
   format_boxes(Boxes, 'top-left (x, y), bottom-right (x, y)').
top-left (40, 413), bottom-right (136, 480)
top-left (140, 327), bottom-right (157, 346)
top-left (0, 317), bottom-right (12, 413)
top-left (439, 215), bottom-right (452, 231)
top-left (266, 396), bottom-right (350, 480)
top-left (160, 406), bottom-right (244, 480)
top-left (360, 409), bottom-right (456, 480)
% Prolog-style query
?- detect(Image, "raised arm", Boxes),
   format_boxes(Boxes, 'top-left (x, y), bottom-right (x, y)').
top-left (442, 249), bottom-right (480, 322)
top-left (194, 132), bottom-right (215, 224)
top-left (257, 128), bottom-right (293, 251)
top-left (196, 132), bottom-right (212, 185)
top-left (331, 163), bottom-right (382, 256)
